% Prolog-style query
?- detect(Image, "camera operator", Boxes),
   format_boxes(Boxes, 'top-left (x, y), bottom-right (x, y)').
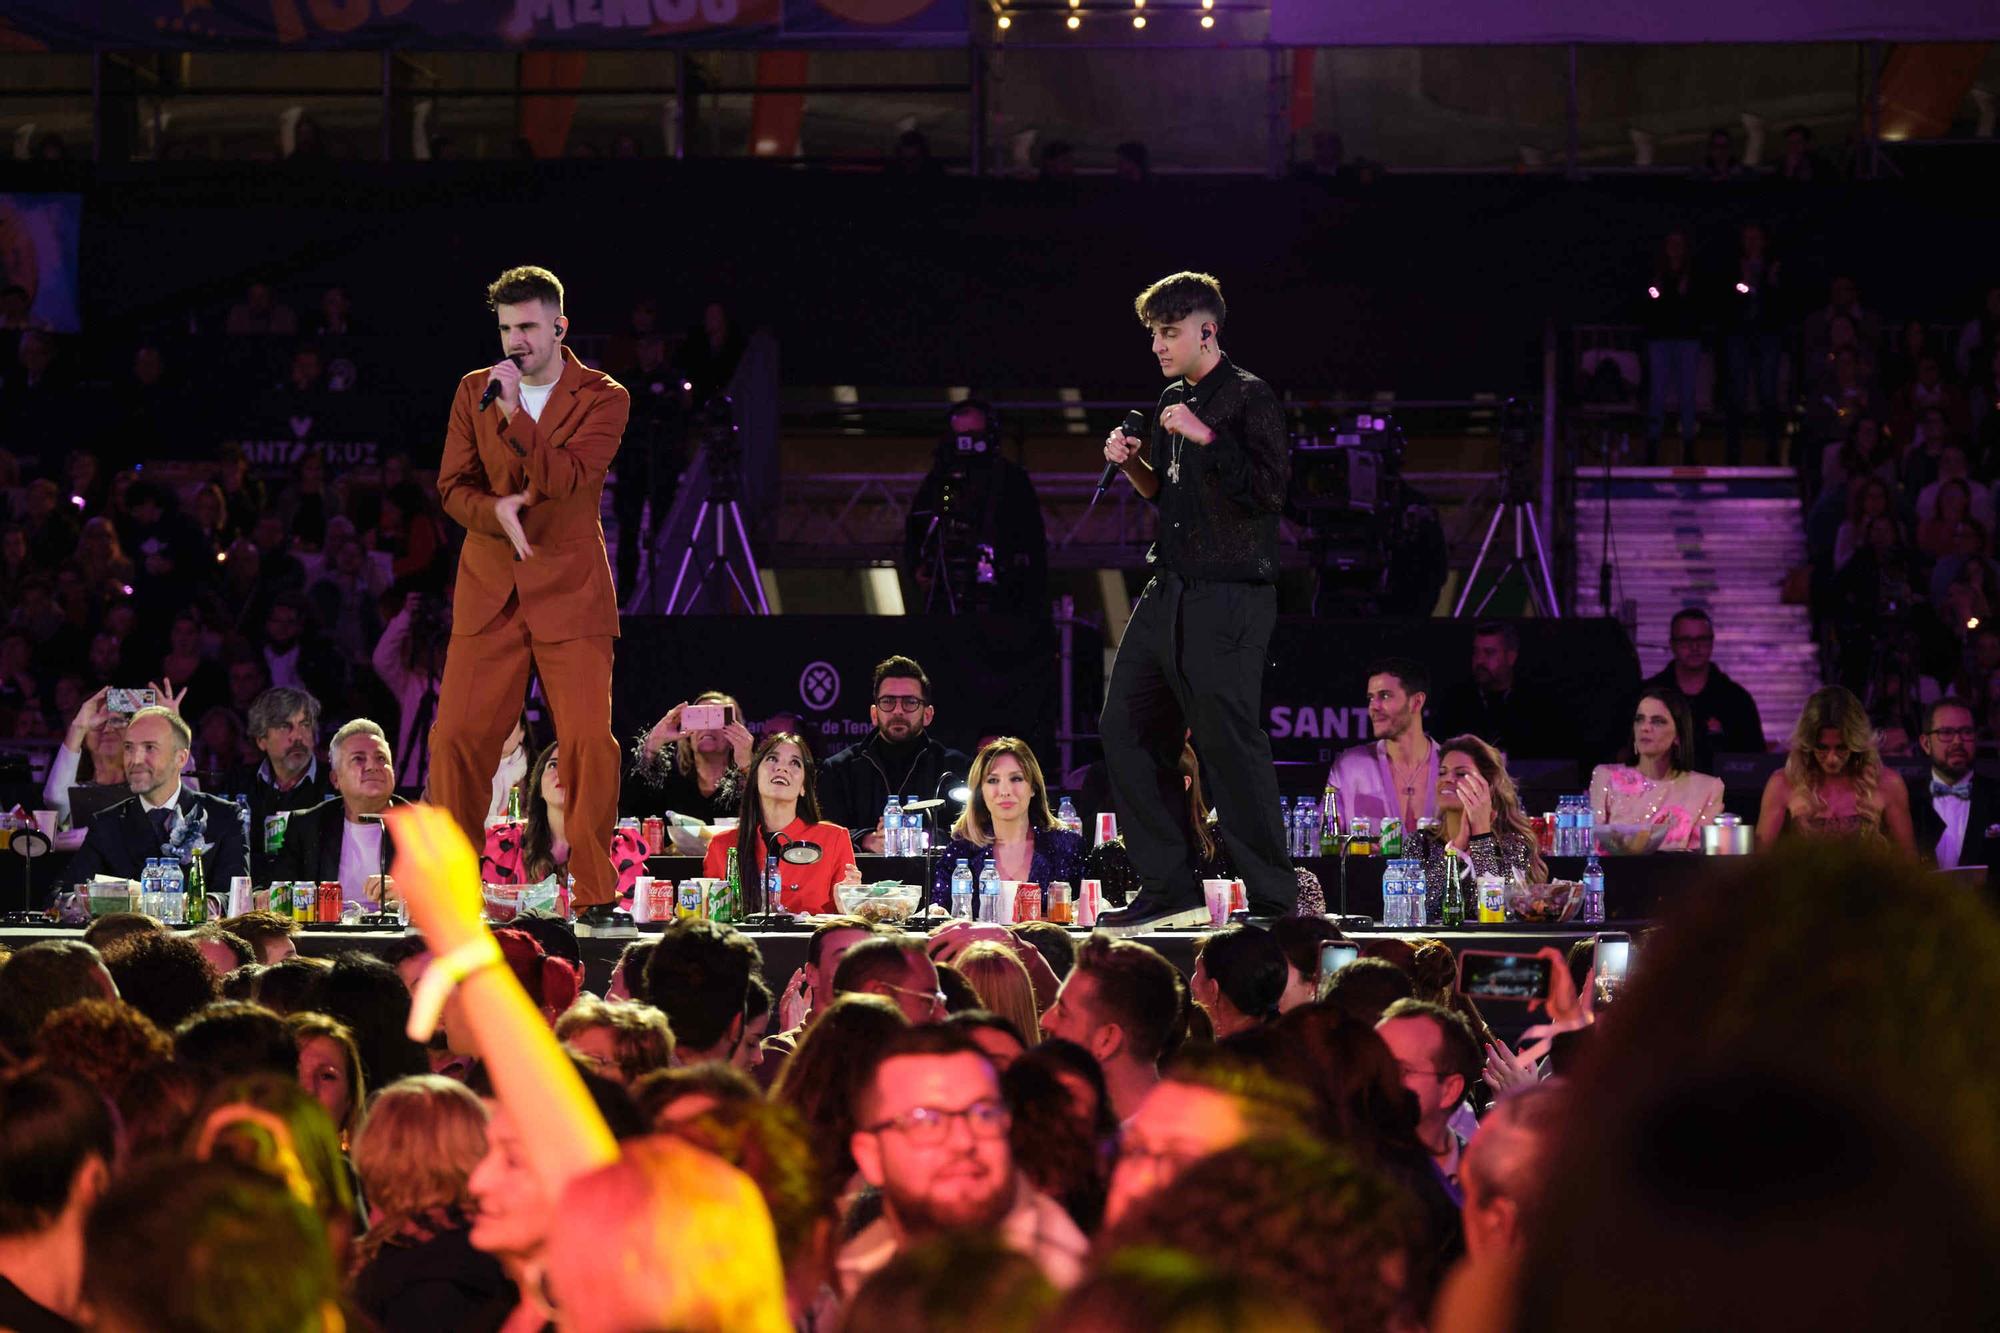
top-left (371, 589), bottom-right (451, 793)
top-left (902, 399), bottom-right (1048, 618)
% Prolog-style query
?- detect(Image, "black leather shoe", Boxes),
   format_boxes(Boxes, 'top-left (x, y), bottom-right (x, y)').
top-left (574, 903), bottom-right (635, 938)
top-left (1096, 890), bottom-right (1209, 937)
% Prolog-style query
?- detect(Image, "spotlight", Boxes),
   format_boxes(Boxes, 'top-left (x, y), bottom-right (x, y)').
top-left (1734, 282), bottom-right (1752, 294)
top-left (1200, 12), bottom-right (1214, 26)
top-left (997, 13), bottom-right (1011, 27)
top-left (1647, 285), bottom-right (1661, 300)
top-left (1066, 12), bottom-right (1079, 27)
top-left (1201, 0), bottom-right (1214, 8)
top-left (1132, 13), bottom-right (1145, 25)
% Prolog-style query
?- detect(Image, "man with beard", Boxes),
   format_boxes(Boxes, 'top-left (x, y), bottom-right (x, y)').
top-left (223, 687), bottom-right (332, 882)
top-left (817, 656), bottom-right (970, 854)
top-left (68, 707), bottom-right (248, 886)
top-left (1327, 657), bottom-right (1441, 830)
top-left (1433, 623), bottom-right (1557, 761)
top-left (839, 1026), bottom-right (1086, 1304)
top-left (1911, 698), bottom-right (2000, 873)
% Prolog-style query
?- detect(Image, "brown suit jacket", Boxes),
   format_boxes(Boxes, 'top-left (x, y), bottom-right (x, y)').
top-left (438, 346), bottom-right (629, 642)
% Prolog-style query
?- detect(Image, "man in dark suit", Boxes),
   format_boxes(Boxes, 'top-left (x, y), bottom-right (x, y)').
top-left (1910, 698), bottom-right (2000, 871)
top-left (69, 707), bottom-right (248, 887)
top-left (1433, 621), bottom-right (1560, 760)
top-left (271, 718), bottom-right (408, 912)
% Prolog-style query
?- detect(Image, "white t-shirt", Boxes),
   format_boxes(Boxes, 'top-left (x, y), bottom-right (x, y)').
top-left (519, 380), bottom-right (556, 421)
top-left (340, 818), bottom-right (385, 908)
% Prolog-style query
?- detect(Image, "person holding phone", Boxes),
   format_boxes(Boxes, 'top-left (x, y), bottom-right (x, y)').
top-left (703, 731), bottom-right (857, 915)
top-left (42, 685), bottom-right (133, 825)
top-left (1588, 689), bottom-right (1724, 852)
top-left (1406, 735), bottom-right (1545, 918)
top-left (628, 689), bottom-right (753, 822)
top-left (1755, 686), bottom-right (1916, 854)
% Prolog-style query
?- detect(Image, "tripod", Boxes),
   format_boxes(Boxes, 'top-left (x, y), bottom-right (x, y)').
top-left (664, 495), bottom-right (769, 614)
top-left (1453, 489), bottom-right (1561, 617)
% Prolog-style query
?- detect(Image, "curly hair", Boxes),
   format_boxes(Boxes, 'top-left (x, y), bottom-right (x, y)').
top-left (1782, 685), bottom-right (1883, 825)
top-left (34, 998), bottom-right (172, 1101)
top-left (1437, 733), bottom-right (1549, 883)
top-left (771, 993), bottom-right (908, 1205)
top-left (102, 931), bottom-right (220, 1034)
top-left (350, 1075), bottom-right (489, 1269)
top-left (485, 264), bottom-right (563, 312)
top-left (555, 996), bottom-right (676, 1084)
top-left (661, 1096), bottom-right (825, 1269)
top-left (1095, 1138), bottom-right (1421, 1333)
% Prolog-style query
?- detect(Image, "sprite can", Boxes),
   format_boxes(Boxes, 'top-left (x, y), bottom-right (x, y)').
top-left (263, 811), bottom-right (290, 856)
top-left (1380, 817), bottom-right (1404, 857)
top-left (270, 881), bottom-right (291, 917)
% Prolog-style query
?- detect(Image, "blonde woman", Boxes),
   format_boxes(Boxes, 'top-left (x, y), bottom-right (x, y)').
top-left (930, 737), bottom-right (1086, 906)
top-left (349, 1075), bottom-right (512, 1332)
top-left (1756, 685), bottom-right (1915, 854)
top-left (954, 942), bottom-right (1043, 1044)
top-left (1406, 734), bottom-right (1546, 917)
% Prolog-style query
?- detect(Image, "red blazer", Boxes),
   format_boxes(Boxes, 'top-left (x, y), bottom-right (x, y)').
top-left (437, 346), bottom-right (629, 642)
top-left (703, 818), bottom-right (857, 916)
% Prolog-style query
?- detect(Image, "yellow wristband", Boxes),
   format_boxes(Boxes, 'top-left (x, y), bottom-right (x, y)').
top-left (406, 933), bottom-right (504, 1043)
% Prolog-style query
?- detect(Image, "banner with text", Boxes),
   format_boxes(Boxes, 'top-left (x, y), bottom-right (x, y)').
top-left (0, 0), bottom-right (966, 50)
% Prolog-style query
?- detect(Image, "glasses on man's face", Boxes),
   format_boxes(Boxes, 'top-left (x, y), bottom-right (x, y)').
top-left (876, 979), bottom-right (948, 1013)
top-left (1927, 727), bottom-right (1978, 741)
top-left (875, 695), bottom-right (927, 713)
top-left (866, 1099), bottom-right (1011, 1146)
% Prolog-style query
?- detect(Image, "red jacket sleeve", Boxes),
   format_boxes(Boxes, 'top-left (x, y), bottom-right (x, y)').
top-left (499, 380), bottom-right (631, 502)
top-left (438, 377), bottom-right (505, 537)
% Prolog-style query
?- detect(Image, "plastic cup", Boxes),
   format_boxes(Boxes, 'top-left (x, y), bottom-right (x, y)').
top-left (1095, 812), bottom-right (1118, 846)
top-left (1202, 878), bottom-right (1233, 927)
top-left (1077, 879), bottom-right (1101, 928)
top-left (33, 809), bottom-right (59, 834)
top-left (631, 876), bottom-right (654, 924)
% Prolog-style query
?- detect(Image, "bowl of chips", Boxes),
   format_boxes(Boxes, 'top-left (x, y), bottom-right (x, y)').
top-left (1594, 821), bottom-right (1672, 856)
top-left (832, 881), bottom-right (925, 925)
top-left (1504, 877), bottom-right (1584, 923)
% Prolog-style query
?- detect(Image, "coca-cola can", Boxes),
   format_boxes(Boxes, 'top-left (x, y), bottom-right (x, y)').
top-left (641, 816), bottom-right (666, 857)
top-left (1011, 882), bottom-right (1042, 923)
top-left (1230, 879), bottom-right (1247, 914)
top-left (317, 881), bottom-right (342, 924)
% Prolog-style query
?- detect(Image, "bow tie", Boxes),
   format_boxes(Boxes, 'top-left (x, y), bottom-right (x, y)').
top-left (1932, 779), bottom-right (1972, 801)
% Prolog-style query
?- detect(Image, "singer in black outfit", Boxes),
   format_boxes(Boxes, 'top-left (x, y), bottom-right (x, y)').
top-left (1097, 271), bottom-right (1296, 930)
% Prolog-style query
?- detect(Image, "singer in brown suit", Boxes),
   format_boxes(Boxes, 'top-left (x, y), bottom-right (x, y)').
top-left (431, 265), bottom-right (631, 927)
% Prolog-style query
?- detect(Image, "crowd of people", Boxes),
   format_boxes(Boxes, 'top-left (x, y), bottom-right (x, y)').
top-left (6, 804), bottom-right (1995, 1331)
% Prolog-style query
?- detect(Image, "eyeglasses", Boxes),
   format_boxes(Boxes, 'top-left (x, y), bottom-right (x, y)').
top-left (866, 1099), bottom-right (1011, 1145)
top-left (875, 695), bottom-right (928, 713)
top-left (875, 979), bottom-right (948, 1011)
top-left (1926, 727), bottom-right (1978, 741)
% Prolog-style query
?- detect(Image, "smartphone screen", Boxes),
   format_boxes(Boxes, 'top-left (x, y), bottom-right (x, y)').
top-left (1458, 950), bottom-right (1554, 1002)
top-left (1594, 932), bottom-right (1632, 1003)
top-left (1317, 941), bottom-right (1359, 982)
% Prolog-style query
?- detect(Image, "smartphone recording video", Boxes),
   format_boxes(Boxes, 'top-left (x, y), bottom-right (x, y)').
top-left (1317, 940), bottom-right (1359, 983)
top-left (1457, 950), bottom-right (1554, 1002)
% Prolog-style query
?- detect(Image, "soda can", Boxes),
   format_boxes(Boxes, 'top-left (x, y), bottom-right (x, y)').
top-left (253, 887), bottom-right (272, 914)
top-left (1476, 875), bottom-right (1506, 924)
top-left (678, 880), bottom-right (705, 919)
top-left (641, 816), bottom-right (666, 857)
top-left (1229, 879), bottom-right (1246, 914)
top-left (263, 812), bottom-right (290, 855)
top-left (704, 878), bottom-right (735, 925)
top-left (317, 882), bottom-right (342, 924)
top-left (1094, 811), bottom-right (1118, 846)
top-left (292, 883), bottom-right (315, 925)
top-left (631, 876), bottom-right (654, 924)
top-left (1077, 879), bottom-right (1101, 928)
top-left (1380, 817), bottom-right (1404, 857)
top-left (1011, 882), bottom-right (1042, 923)
top-left (648, 879), bottom-right (674, 922)
top-left (1349, 817), bottom-right (1375, 856)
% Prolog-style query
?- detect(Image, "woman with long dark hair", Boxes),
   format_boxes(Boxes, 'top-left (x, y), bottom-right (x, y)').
top-left (1587, 688), bottom-right (1724, 851)
top-left (702, 731), bottom-right (856, 915)
top-left (481, 740), bottom-right (648, 902)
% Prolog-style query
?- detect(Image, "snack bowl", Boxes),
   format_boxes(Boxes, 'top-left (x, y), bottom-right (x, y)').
top-left (1594, 821), bottom-right (1671, 856)
top-left (832, 881), bottom-right (925, 925)
top-left (1504, 878), bottom-right (1583, 923)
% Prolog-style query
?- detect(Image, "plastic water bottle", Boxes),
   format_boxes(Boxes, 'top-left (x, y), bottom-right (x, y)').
top-left (977, 862), bottom-right (1001, 924)
top-left (1408, 859), bottom-right (1429, 928)
top-left (161, 859), bottom-right (185, 924)
top-left (140, 858), bottom-right (159, 918)
top-left (1057, 796), bottom-right (1080, 839)
top-left (1554, 796), bottom-right (1575, 857)
top-left (1379, 858), bottom-right (1400, 926)
top-left (951, 858), bottom-right (975, 919)
top-left (1582, 848), bottom-right (1606, 924)
top-left (882, 798), bottom-right (902, 858)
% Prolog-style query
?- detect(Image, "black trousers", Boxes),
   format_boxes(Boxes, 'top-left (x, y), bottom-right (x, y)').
top-left (1100, 573), bottom-right (1295, 914)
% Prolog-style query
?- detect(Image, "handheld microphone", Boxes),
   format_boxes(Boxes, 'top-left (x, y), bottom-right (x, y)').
top-left (478, 353), bottom-right (524, 412)
top-left (1094, 409), bottom-right (1150, 501)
